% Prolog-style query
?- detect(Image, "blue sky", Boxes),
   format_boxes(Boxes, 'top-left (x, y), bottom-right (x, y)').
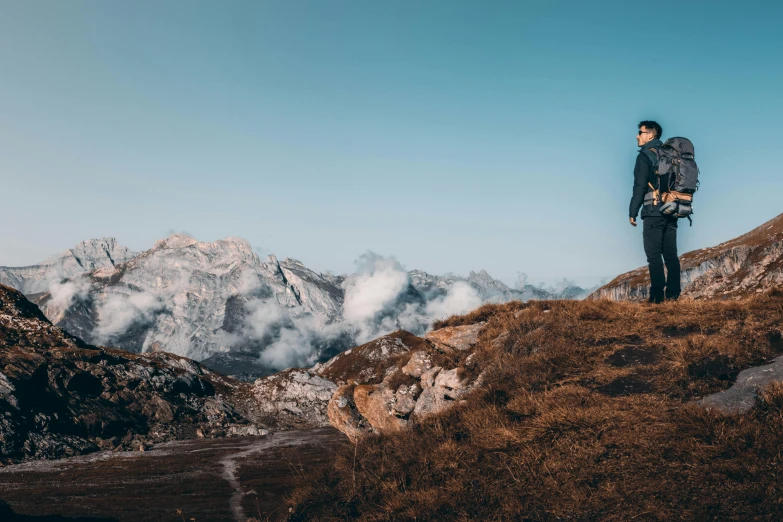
top-left (1, 1), bottom-right (781, 286)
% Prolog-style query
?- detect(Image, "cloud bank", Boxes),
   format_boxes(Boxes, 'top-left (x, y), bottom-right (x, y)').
top-left (240, 252), bottom-right (486, 370)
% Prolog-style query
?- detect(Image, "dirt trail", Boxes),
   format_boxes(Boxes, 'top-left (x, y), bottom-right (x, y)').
top-left (0, 428), bottom-right (345, 522)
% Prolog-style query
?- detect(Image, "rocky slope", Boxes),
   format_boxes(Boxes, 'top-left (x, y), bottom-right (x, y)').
top-left (591, 211), bottom-right (783, 301)
top-left (2, 235), bottom-right (588, 378)
top-left (250, 325), bottom-right (489, 439)
top-left (0, 284), bottom-right (264, 465)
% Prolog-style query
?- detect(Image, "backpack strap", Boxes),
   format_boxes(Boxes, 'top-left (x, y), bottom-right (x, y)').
top-left (644, 148), bottom-right (662, 196)
top-left (642, 148), bottom-right (658, 172)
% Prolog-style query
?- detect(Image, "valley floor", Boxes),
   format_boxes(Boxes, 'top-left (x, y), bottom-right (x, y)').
top-left (0, 428), bottom-right (346, 522)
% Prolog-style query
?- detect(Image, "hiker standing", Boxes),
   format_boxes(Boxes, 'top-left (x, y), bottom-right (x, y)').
top-left (629, 120), bottom-right (681, 303)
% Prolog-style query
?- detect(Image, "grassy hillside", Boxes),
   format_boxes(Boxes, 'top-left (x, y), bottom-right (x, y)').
top-left (288, 291), bottom-right (783, 521)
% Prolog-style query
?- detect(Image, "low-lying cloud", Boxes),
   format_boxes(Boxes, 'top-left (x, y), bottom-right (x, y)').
top-left (47, 276), bottom-right (92, 312)
top-left (240, 252), bottom-right (488, 370)
top-left (95, 291), bottom-right (165, 341)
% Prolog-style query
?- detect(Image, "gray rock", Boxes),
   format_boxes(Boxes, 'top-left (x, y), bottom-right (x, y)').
top-left (420, 366), bottom-right (442, 388)
top-left (252, 369), bottom-right (337, 427)
top-left (699, 355), bottom-right (783, 413)
top-left (434, 368), bottom-right (469, 399)
top-left (393, 385), bottom-right (417, 416)
top-left (425, 323), bottom-right (485, 352)
top-left (402, 351), bottom-right (432, 378)
top-left (412, 386), bottom-right (450, 417)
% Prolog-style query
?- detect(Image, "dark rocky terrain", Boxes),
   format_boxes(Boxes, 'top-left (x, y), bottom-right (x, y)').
top-left (0, 284), bottom-right (263, 465)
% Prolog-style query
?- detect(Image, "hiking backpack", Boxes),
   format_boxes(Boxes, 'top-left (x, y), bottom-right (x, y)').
top-left (646, 137), bottom-right (700, 224)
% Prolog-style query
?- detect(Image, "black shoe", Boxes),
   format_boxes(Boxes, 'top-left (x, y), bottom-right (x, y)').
top-left (648, 294), bottom-right (664, 304)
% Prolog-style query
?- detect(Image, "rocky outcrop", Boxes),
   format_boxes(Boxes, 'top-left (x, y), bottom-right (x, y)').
top-left (591, 212), bottom-right (783, 301)
top-left (323, 326), bottom-right (487, 440)
top-left (0, 284), bottom-right (263, 464)
top-left (313, 330), bottom-right (431, 385)
top-left (251, 369), bottom-right (337, 428)
top-left (424, 322), bottom-right (485, 353)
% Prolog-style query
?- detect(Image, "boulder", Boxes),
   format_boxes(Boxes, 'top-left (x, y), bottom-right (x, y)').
top-left (393, 385), bottom-right (418, 416)
top-left (425, 322), bottom-right (485, 353)
top-left (353, 384), bottom-right (407, 432)
top-left (402, 351), bottom-right (432, 378)
top-left (434, 368), bottom-right (469, 399)
top-left (699, 355), bottom-right (783, 413)
top-left (412, 386), bottom-right (450, 417)
top-left (327, 385), bottom-right (371, 441)
top-left (420, 366), bottom-right (442, 388)
top-left (142, 396), bottom-right (175, 423)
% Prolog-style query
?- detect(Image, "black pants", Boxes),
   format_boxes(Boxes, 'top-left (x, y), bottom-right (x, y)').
top-left (643, 215), bottom-right (680, 302)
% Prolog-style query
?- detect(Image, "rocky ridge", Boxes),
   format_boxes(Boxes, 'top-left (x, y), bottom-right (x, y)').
top-left (591, 212), bottom-right (783, 301)
top-left (0, 238), bottom-right (136, 295)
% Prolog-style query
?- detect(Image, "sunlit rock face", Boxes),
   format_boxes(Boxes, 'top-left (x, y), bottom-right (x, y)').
top-left (591, 212), bottom-right (783, 301)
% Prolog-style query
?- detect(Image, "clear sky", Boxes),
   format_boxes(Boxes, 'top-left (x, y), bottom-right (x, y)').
top-left (1, 1), bottom-right (781, 286)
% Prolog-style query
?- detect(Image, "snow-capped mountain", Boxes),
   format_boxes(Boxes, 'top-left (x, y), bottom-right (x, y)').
top-left (1, 235), bottom-right (588, 378)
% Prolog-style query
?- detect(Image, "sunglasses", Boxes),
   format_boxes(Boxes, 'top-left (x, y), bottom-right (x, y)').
top-left (638, 129), bottom-right (652, 135)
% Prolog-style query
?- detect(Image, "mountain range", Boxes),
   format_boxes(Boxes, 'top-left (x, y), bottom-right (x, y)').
top-left (0, 235), bottom-right (590, 378)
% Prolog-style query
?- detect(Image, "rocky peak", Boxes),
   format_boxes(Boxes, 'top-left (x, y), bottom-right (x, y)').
top-left (152, 234), bottom-right (200, 250)
top-left (66, 237), bottom-right (135, 269)
top-left (468, 269), bottom-right (510, 292)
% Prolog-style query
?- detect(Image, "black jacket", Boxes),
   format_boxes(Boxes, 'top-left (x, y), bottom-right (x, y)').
top-left (629, 138), bottom-right (663, 219)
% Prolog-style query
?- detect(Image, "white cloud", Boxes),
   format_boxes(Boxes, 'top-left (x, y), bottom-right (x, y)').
top-left (95, 291), bottom-right (164, 341)
top-left (342, 252), bottom-right (410, 337)
top-left (425, 281), bottom-right (483, 320)
top-left (47, 276), bottom-right (91, 313)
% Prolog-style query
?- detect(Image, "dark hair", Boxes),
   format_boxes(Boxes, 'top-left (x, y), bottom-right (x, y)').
top-left (638, 120), bottom-right (662, 139)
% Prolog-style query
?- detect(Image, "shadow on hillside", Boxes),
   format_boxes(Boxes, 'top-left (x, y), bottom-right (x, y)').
top-left (0, 501), bottom-right (117, 522)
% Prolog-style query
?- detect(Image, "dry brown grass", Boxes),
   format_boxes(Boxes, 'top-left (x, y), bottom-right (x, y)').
top-left (288, 290), bottom-right (783, 521)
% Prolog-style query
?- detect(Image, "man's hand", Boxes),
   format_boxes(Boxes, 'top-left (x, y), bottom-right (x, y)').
top-left (629, 217), bottom-right (637, 227)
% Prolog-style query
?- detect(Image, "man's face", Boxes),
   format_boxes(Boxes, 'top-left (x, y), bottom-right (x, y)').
top-left (637, 126), bottom-right (655, 147)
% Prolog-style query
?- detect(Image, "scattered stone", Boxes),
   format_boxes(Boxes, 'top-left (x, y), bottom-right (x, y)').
top-left (699, 355), bottom-right (783, 413)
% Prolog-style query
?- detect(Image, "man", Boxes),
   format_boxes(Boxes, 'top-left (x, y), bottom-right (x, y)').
top-left (629, 120), bottom-right (681, 304)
